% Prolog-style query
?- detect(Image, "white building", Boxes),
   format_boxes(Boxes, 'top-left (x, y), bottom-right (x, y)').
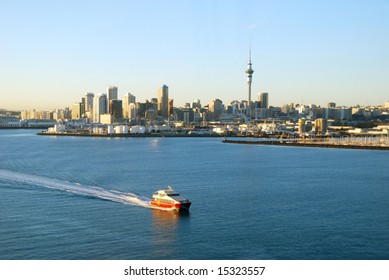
top-left (93, 94), bottom-right (107, 123)
top-left (128, 103), bottom-right (137, 120)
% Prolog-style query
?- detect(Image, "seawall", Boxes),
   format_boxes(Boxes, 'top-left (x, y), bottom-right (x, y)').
top-left (222, 139), bottom-right (389, 150)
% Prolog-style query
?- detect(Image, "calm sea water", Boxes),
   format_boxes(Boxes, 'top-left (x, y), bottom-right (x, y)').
top-left (0, 129), bottom-right (388, 260)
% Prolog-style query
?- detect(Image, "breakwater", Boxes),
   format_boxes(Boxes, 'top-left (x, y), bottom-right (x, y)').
top-left (222, 139), bottom-right (389, 150)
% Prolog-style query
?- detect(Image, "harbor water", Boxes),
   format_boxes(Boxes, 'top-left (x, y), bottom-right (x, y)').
top-left (0, 129), bottom-right (388, 259)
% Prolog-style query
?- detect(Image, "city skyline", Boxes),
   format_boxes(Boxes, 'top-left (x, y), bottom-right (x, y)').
top-left (1, 0), bottom-right (389, 110)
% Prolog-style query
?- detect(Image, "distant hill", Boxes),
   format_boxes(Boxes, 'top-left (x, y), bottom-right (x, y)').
top-left (0, 109), bottom-right (21, 117)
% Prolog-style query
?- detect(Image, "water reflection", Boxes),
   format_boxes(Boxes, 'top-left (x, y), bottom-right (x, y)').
top-left (150, 210), bottom-right (190, 258)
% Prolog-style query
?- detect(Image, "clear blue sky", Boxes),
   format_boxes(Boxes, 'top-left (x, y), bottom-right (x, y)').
top-left (1, 0), bottom-right (388, 110)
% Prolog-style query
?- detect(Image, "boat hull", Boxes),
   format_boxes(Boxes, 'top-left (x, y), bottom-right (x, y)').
top-left (150, 200), bottom-right (191, 211)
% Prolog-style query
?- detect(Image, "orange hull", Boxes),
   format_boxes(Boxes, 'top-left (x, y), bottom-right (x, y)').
top-left (150, 200), bottom-right (181, 210)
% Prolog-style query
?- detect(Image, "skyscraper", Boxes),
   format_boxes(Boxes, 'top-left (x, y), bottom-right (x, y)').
top-left (107, 86), bottom-right (118, 113)
top-left (71, 102), bottom-right (82, 120)
top-left (158, 85), bottom-right (169, 118)
top-left (93, 94), bottom-right (107, 123)
top-left (85, 93), bottom-right (94, 113)
top-left (208, 99), bottom-right (223, 121)
top-left (109, 99), bottom-right (123, 120)
top-left (246, 46), bottom-right (254, 117)
top-left (259, 92), bottom-right (268, 108)
top-left (123, 93), bottom-right (136, 118)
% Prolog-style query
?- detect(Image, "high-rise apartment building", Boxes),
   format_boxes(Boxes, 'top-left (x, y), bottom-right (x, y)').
top-left (123, 93), bottom-right (136, 118)
top-left (158, 85), bottom-right (169, 118)
top-left (93, 94), bottom-right (107, 123)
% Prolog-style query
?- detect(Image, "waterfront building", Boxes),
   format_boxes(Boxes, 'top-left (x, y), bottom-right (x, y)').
top-left (158, 85), bottom-right (169, 118)
top-left (93, 94), bottom-right (107, 123)
top-left (246, 47), bottom-right (254, 117)
top-left (123, 93), bottom-right (136, 118)
top-left (0, 116), bottom-right (21, 128)
top-left (107, 86), bottom-right (118, 113)
top-left (259, 92), bottom-right (269, 108)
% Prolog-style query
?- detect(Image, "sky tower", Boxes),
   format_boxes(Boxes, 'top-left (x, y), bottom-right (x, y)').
top-left (246, 46), bottom-right (254, 117)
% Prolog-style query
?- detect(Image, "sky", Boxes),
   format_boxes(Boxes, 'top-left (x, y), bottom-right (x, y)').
top-left (1, 0), bottom-right (388, 110)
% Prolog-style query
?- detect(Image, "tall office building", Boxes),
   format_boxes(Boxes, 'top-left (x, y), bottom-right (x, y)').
top-left (93, 94), bottom-right (107, 123)
top-left (246, 46), bottom-right (254, 117)
top-left (123, 93), bottom-right (136, 118)
top-left (128, 103), bottom-right (137, 120)
top-left (107, 86), bottom-right (118, 113)
top-left (81, 97), bottom-right (86, 117)
top-left (208, 99), bottom-right (223, 121)
top-left (168, 99), bottom-right (174, 116)
top-left (259, 92), bottom-right (268, 108)
top-left (109, 99), bottom-right (123, 120)
top-left (72, 102), bottom-right (82, 120)
top-left (85, 93), bottom-right (94, 113)
top-left (158, 85), bottom-right (169, 118)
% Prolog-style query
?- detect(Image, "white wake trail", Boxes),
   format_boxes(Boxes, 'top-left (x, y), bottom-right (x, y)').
top-left (0, 169), bottom-right (151, 208)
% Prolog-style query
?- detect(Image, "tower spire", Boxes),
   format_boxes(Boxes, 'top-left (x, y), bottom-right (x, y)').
top-left (249, 42), bottom-right (252, 63)
top-left (246, 44), bottom-right (254, 118)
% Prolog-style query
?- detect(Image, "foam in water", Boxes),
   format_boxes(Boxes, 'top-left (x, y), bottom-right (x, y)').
top-left (0, 169), bottom-right (151, 208)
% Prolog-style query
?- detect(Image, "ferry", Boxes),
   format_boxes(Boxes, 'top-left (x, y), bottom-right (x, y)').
top-left (150, 186), bottom-right (191, 211)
